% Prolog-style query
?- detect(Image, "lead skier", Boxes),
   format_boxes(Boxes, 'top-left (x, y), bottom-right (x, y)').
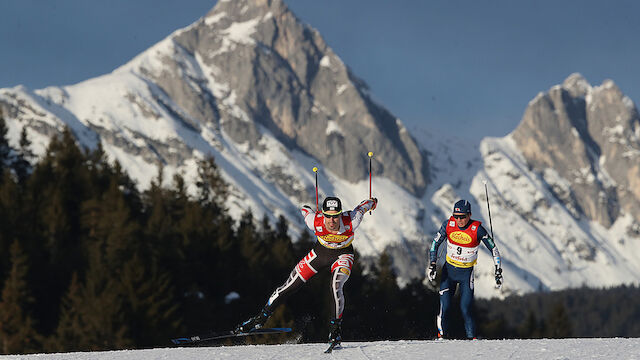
top-left (426, 199), bottom-right (502, 339)
top-left (235, 196), bottom-right (378, 344)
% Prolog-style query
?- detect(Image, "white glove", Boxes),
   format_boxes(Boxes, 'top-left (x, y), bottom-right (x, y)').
top-left (495, 266), bottom-right (503, 289)
top-left (370, 197), bottom-right (378, 211)
top-left (427, 262), bottom-right (437, 282)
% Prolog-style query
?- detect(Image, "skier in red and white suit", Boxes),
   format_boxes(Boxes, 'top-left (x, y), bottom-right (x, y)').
top-left (235, 196), bottom-right (378, 343)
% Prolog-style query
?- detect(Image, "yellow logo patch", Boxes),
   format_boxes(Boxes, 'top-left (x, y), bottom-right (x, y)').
top-left (319, 234), bottom-right (350, 243)
top-left (449, 231), bottom-right (473, 245)
top-left (340, 268), bottom-right (351, 275)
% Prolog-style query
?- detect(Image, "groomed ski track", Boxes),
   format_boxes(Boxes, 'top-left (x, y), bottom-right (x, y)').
top-left (1, 338), bottom-right (638, 359)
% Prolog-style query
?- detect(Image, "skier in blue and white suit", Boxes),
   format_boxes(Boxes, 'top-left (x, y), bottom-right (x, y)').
top-left (426, 199), bottom-right (503, 339)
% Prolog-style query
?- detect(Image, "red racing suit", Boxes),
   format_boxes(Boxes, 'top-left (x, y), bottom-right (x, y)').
top-left (264, 199), bottom-right (376, 319)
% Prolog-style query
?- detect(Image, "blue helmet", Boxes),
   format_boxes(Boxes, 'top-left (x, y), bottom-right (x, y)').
top-left (453, 199), bottom-right (471, 214)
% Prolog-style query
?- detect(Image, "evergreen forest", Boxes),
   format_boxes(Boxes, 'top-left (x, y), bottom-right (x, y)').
top-left (0, 113), bottom-right (638, 354)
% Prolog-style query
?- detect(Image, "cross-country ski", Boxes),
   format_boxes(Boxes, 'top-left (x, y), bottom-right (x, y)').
top-left (171, 327), bottom-right (292, 345)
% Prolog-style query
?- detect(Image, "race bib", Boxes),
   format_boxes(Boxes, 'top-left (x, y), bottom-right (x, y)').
top-left (445, 241), bottom-right (479, 268)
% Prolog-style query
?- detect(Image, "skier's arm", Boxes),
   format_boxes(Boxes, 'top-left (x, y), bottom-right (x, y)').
top-left (479, 226), bottom-right (503, 288)
top-left (300, 205), bottom-right (316, 230)
top-left (428, 220), bottom-right (448, 264)
top-left (426, 220), bottom-right (447, 281)
top-left (479, 226), bottom-right (501, 269)
top-left (349, 198), bottom-right (377, 230)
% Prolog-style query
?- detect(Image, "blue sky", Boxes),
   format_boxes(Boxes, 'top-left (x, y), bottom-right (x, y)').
top-left (2, 0), bottom-right (639, 140)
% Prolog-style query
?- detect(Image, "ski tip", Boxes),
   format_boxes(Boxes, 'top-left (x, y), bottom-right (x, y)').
top-left (271, 327), bottom-right (293, 332)
top-left (170, 338), bottom-right (190, 345)
top-left (171, 335), bottom-right (202, 345)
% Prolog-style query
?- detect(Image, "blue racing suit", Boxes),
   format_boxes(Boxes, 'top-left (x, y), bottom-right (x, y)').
top-left (429, 217), bottom-right (500, 338)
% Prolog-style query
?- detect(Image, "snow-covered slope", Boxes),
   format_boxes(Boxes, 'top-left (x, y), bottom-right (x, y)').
top-left (1, 339), bottom-right (638, 360)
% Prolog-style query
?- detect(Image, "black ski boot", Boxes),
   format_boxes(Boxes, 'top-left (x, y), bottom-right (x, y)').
top-left (234, 308), bottom-right (271, 334)
top-left (328, 318), bottom-right (343, 343)
top-left (324, 318), bottom-right (343, 353)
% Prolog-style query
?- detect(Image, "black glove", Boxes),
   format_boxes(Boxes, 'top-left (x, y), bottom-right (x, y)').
top-left (495, 266), bottom-right (503, 289)
top-left (427, 262), bottom-right (437, 282)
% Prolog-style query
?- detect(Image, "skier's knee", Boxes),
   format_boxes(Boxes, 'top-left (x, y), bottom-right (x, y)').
top-left (331, 254), bottom-right (354, 273)
top-left (294, 253), bottom-right (318, 282)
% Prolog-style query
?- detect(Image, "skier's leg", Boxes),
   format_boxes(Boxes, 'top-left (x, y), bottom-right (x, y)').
top-left (437, 264), bottom-right (452, 338)
top-left (265, 248), bottom-right (321, 311)
top-left (236, 247), bottom-right (322, 332)
top-left (328, 253), bottom-right (354, 342)
top-left (459, 267), bottom-right (476, 339)
top-left (329, 253), bottom-right (354, 319)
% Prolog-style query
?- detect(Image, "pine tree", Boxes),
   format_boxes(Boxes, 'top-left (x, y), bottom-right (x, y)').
top-left (48, 273), bottom-right (83, 352)
top-left (11, 127), bottom-right (34, 186)
top-left (25, 127), bottom-right (91, 333)
top-left (237, 210), bottom-right (267, 271)
top-left (51, 245), bottom-right (131, 351)
top-left (81, 177), bottom-right (142, 270)
top-left (268, 215), bottom-right (295, 271)
top-left (143, 164), bottom-right (181, 264)
top-left (29, 127), bottom-right (90, 266)
top-left (195, 155), bottom-right (227, 210)
top-left (519, 310), bottom-right (541, 338)
top-left (346, 251), bottom-right (402, 340)
top-left (371, 251), bottom-right (401, 338)
top-left (0, 240), bottom-right (42, 354)
top-left (0, 115), bottom-right (11, 174)
top-left (545, 302), bottom-right (573, 338)
top-left (0, 170), bottom-right (20, 285)
top-left (119, 255), bottom-right (179, 347)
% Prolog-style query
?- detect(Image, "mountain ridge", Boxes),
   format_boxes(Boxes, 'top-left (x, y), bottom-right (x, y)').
top-left (1, 0), bottom-right (640, 299)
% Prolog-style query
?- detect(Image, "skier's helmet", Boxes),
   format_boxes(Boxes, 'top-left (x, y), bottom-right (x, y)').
top-left (322, 196), bottom-right (343, 216)
top-left (453, 199), bottom-right (471, 214)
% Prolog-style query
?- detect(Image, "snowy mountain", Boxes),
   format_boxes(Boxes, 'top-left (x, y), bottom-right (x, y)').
top-left (1, 338), bottom-right (639, 360)
top-left (2, 0), bottom-right (640, 299)
top-left (416, 73), bottom-right (640, 297)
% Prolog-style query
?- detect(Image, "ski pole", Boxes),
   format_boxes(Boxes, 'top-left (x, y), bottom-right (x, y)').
top-left (484, 180), bottom-right (501, 289)
top-left (483, 180), bottom-right (494, 239)
top-left (313, 167), bottom-right (319, 212)
top-left (368, 151), bottom-right (373, 214)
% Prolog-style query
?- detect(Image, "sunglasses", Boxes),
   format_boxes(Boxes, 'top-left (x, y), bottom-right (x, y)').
top-left (324, 213), bottom-right (341, 218)
top-left (453, 214), bottom-right (468, 219)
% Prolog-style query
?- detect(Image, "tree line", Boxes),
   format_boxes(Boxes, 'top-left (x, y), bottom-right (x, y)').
top-left (0, 112), bottom-right (638, 354)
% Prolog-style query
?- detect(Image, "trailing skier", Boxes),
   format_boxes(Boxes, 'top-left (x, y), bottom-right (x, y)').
top-left (235, 196), bottom-right (378, 346)
top-left (426, 199), bottom-right (503, 339)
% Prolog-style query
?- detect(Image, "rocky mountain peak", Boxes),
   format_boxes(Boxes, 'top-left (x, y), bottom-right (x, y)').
top-left (146, 0), bottom-right (428, 195)
top-left (1, 0), bottom-right (428, 198)
top-left (208, 0), bottom-right (290, 18)
top-left (562, 72), bottom-right (591, 98)
top-left (512, 74), bottom-right (640, 228)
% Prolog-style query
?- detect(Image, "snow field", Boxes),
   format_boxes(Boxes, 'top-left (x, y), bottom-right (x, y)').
top-left (1, 338), bottom-right (638, 360)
